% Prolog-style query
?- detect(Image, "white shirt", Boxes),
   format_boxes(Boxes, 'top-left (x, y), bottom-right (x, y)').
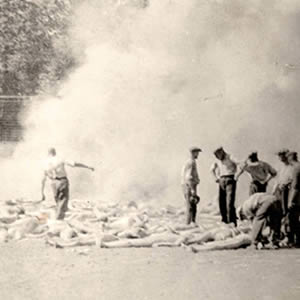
top-left (44, 156), bottom-right (75, 179)
top-left (277, 164), bottom-right (293, 186)
top-left (211, 155), bottom-right (238, 177)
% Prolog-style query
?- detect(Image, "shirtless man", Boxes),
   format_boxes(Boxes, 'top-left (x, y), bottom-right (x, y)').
top-left (41, 148), bottom-right (94, 220)
top-left (181, 147), bottom-right (202, 225)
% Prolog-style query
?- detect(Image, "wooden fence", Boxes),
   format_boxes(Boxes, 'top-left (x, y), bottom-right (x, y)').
top-left (0, 96), bottom-right (32, 142)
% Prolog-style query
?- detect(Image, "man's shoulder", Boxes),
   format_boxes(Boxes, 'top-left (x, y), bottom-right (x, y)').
top-left (292, 164), bottom-right (300, 176)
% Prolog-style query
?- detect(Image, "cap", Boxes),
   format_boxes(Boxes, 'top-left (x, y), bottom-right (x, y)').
top-left (286, 151), bottom-right (297, 158)
top-left (277, 149), bottom-right (289, 156)
top-left (189, 147), bottom-right (202, 153)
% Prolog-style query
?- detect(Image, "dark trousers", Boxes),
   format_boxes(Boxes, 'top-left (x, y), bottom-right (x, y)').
top-left (249, 181), bottom-right (267, 195)
top-left (288, 205), bottom-right (300, 245)
top-left (183, 184), bottom-right (197, 224)
top-left (252, 199), bottom-right (282, 245)
top-left (219, 176), bottom-right (237, 225)
top-left (51, 178), bottom-right (69, 220)
top-left (281, 185), bottom-right (290, 216)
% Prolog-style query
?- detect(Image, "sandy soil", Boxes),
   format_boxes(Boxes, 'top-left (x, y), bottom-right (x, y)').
top-left (0, 240), bottom-right (299, 300)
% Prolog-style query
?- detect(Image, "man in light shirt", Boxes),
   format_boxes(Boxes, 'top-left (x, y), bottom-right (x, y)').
top-left (41, 148), bottom-right (95, 220)
top-left (235, 152), bottom-right (277, 195)
top-left (273, 149), bottom-right (293, 216)
top-left (211, 147), bottom-right (238, 226)
top-left (181, 147), bottom-right (201, 225)
top-left (237, 192), bottom-right (282, 249)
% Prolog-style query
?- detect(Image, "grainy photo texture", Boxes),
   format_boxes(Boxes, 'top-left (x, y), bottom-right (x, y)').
top-left (0, 1), bottom-right (299, 299)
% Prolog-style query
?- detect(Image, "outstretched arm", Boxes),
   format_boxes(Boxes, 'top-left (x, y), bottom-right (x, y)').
top-left (73, 162), bottom-right (95, 171)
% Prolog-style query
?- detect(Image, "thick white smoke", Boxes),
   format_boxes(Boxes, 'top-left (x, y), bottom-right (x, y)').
top-left (1, 0), bottom-right (300, 207)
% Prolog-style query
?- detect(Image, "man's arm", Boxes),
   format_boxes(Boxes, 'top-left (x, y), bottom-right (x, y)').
top-left (264, 163), bottom-right (277, 184)
top-left (288, 168), bottom-right (300, 208)
top-left (210, 162), bottom-right (220, 182)
top-left (65, 160), bottom-right (95, 171)
top-left (74, 162), bottom-right (95, 171)
top-left (41, 172), bottom-right (47, 201)
top-left (235, 161), bottom-right (247, 181)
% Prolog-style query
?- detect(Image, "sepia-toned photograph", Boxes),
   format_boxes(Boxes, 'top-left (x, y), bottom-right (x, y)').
top-left (0, 1), bottom-right (299, 299)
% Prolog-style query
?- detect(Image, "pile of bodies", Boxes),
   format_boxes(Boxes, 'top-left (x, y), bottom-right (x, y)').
top-left (0, 199), bottom-right (253, 252)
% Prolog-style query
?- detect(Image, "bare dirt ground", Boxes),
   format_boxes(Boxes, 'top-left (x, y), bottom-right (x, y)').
top-left (0, 240), bottom-right (299, 300)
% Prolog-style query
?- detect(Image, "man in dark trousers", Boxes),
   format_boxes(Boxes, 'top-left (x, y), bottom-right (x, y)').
top-left (235, 152), bottom-right (277, 195)
top-left (211, 147), bottom-right (238, 226)
top-left (181, 147), bottom-right (201, 225)
top-left (237, 192), bottom-right (282, 249)
top-left (286, 151), bottom-right (300, 247)
top-left (41, 148), bottom-right (95, 220)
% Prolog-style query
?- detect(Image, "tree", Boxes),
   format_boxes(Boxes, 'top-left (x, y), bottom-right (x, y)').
top-left (0, 0), bottom-right (75, 95)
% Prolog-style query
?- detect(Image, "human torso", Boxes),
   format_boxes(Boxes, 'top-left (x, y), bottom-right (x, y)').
top-left (242, 193), bottom-right (277, 218)
top-left (278, 164), bottom-right (293, 186)
top-left (44, 156), bottom-right (68, 179)
top-left (181, 158), bottom-right (199, 185)
top-left (216, 155), bottom-right (237, 177)
top-left (245, 161), bottom-right (270, 183)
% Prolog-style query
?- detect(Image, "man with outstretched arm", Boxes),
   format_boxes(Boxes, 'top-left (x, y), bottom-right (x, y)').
top-left (41, 147), bottom-right (95, 220)
top-left (181, 147), bottom-right (201, 225)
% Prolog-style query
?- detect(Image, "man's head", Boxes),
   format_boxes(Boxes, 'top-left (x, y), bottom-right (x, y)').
top-left (248, 152), bottom-right (258, 163)
top-left (189, 147), bottom-right (202, 159)
top-left (48, 147), bottom-right (56, 157)
top-left (287, 151), bottom-right (298, 165)
top-left (277, 149), bottom-right (289, 164)
top-left (214, 147), bottom-right (226, 161)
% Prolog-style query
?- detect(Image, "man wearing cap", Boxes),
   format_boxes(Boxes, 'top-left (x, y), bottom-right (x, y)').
top-left (211, 147), bottom-right (238, 225)
top-left (237, 192), bottom-right (282, 249)
top-left (286, 151), bottom-right (300, 247)
top-left (235, 152), bottom-right (277, 195)
top-left (181, 147), bottom-right (201, 225)
top-left (41, 148), bottom-right (95, 220)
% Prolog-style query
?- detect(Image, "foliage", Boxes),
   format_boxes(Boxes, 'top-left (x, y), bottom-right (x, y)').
top-left (0, 0), bottom-right (75, 95)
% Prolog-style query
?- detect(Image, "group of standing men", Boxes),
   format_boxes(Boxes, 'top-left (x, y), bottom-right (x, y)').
top-left (181, 147), bottom-right (300, 248)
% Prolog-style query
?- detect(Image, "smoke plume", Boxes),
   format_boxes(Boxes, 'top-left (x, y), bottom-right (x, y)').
top-left (1, 0), bottom-right (300, 207)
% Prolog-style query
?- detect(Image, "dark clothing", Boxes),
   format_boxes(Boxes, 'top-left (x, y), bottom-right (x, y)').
top-left (183, 184), bottom-right (198, 224)
top-left (51, 177), bottom-right (69, 220)
top-left (280, 184), bottom-right (290, 216)
top-left (251, 198), bottom-right (282, 245)
top-left (288, 163), bottom-right (300, 245)
top-left (288, 205), bottom-right (300, 246)
top-left (249, 180), bottom-right (267, 195)
top-left (218, 175), bottom-right (237, 225)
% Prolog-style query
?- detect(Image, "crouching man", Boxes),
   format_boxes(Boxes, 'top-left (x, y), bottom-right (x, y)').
top-left (181, 147), bottom-right (202, 225)
top-left (237, 193), bottom-right (282, 249)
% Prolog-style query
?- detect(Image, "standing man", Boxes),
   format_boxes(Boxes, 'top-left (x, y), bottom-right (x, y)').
top-left (237, 192), bottom-right (282, 249)
top-left (273, 149), bottom-right (292, 216)
top-left (181, 147), bottom-right (201, 225)
top-left (211, 147), bottom-right (238, 225)
top-left (286, 151), bottom-right (300, 247)
top-left (41, 148), bottom-right (95, 220)
top-left (235, 152), bottom-right (277, 195)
